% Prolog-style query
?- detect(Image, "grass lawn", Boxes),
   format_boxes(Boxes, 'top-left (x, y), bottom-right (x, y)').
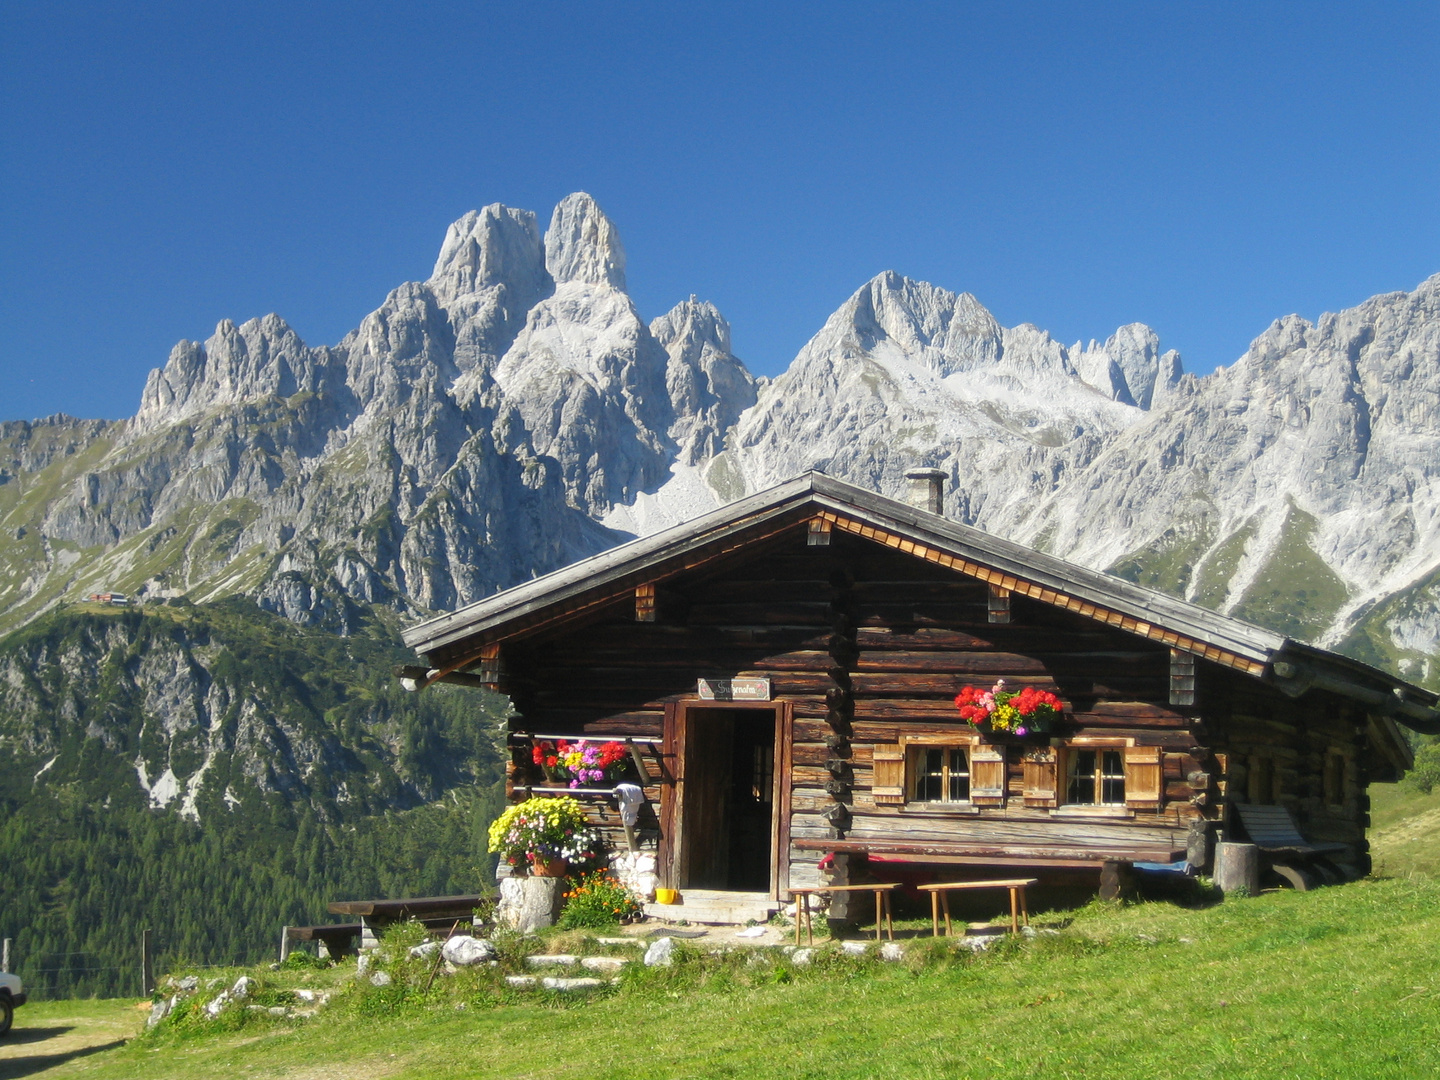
top-left (17, 876), bottom-right (1439, 1080)
top-left (0, 998), bottom-right (145, 1080)
top-left (1370, 781), bottom-right (1440, 878)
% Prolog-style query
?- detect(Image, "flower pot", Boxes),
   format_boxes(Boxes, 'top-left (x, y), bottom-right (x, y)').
top-left (531, 857), bottom-right (569, 878)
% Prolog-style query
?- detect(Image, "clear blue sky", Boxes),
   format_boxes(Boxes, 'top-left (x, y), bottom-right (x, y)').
top-left (2, 2), bottom-right (1437, 422)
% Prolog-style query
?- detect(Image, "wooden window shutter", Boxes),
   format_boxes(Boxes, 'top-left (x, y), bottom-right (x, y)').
top-left (970, 746), bottom-right (1006, 806)
top-left (1022, 747), bottom-right (1059, 808)
top-left (1124, 746), bottom-right (1164, 808)
top-left (871, 746), bottom-right (906, 805)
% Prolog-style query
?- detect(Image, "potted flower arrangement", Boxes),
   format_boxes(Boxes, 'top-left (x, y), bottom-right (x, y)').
top-left (532, 738), bottom-right (630, 787)
top-left (487, 796), bottom-right (601, 877)
top-left (954, 679), bottom-right (1063, 737)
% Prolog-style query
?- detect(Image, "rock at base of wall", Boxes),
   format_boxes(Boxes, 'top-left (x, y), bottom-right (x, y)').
top-left (496, 875), bottom-right (565, 932)
top-left (610, 850), bottom-right (659, 901)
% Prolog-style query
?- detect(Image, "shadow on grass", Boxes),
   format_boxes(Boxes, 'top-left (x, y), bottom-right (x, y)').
top-left (0, 1029), bottom-right (127, 1080)
top-left (0, 1028), bottom-right (74, 1047)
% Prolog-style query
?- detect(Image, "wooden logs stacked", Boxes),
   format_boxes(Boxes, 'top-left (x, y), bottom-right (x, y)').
top-left (824, 567), bottom-right (858, 838)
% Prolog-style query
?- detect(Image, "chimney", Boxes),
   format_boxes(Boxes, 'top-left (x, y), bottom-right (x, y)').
top-left (903, 468), bottom-right (946, 515)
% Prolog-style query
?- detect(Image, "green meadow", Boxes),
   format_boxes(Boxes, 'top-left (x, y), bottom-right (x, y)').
top-left (7, 869), bottom-right (1438, 1078)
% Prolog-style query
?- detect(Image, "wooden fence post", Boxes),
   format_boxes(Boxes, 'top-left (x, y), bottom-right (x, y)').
top-left (2, 937), bottom-right (10, 974)
top-left (140, 928), bottom-right (154, 996)
top-left (280, 926), bottom-right (291, 963)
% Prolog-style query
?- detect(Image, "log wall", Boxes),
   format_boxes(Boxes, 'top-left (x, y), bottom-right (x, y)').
top-left (496, 527), bottom-right (1377, 885)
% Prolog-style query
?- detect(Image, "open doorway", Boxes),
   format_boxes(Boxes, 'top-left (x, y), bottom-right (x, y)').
top-left (670, 705), bottom-right (782, 893)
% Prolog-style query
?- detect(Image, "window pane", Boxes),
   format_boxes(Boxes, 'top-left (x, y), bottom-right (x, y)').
top-left (949, 748), bottom-right (970, 802)
top-left (753, 743), bottom-right (774, 803)
top-left (917, 747), bottom-right (944, 801)
top-left (1068, 749), bottom-right (1097, 804)
top-left (1101, 750), bottom-right (1125, 804)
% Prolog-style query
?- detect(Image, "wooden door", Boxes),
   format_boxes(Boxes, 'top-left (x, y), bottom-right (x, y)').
top-left (662, 701), bottom-right (792, 898)
top-left (682, 710), bottom-right (735, 889)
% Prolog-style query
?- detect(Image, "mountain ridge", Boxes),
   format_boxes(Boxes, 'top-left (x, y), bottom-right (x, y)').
top-left (4, 194), bottom-right (1439, 688)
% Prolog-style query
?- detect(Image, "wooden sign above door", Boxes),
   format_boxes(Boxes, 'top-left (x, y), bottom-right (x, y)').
top-left (697, 677), bottom-right (772, 701)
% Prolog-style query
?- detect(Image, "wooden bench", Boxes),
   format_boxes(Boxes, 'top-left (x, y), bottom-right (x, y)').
top-left (787, 883), bottom-right (900, 946)
top-left (917, 879), bottom-right (1038, 936)
top-left (1232, 804), bottom-right (1351, 889)
top-left (792, 838), bottom-right (1186, 863)
top-left (285, 923), bottom-right (363, 958)
top-left (286, 911), bottom-right (476, 959)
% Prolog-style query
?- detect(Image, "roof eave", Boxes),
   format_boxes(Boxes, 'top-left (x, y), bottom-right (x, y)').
top-left (400, 470), bottom-right (1440, 736)
top-left (400, 472), bottom-right (824, 655)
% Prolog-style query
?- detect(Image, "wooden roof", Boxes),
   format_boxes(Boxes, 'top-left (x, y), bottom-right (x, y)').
top-left (401, 471), bottom-right (1439, 736)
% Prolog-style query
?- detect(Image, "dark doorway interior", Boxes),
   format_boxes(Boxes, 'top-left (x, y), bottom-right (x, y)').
top-left (682, 708), bottom-right (775, 891)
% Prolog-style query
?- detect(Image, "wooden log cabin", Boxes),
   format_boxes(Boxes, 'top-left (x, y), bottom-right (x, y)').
top-left (400, 472), bottom-right (1432, 916)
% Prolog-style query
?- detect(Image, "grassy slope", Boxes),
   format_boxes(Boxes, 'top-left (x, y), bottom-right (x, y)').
top-left (1369, 782), bottom-right (1440, 878)
top-left (22, 877), bottom-right (1440, 1080)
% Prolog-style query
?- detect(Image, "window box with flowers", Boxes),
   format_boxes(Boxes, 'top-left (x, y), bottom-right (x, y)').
top-left (954, 680), bottom-right (1064, 739)
top-left (531, 738), bottom-right (632, 788)
top-left (863, 680), bottom-right (1067, 812)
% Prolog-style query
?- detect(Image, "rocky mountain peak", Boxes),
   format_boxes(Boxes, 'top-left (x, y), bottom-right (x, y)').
top-left (652, 296), bottom-right (732, 356)
top-left (1105, 323), bottom-right (1182, 409)
top-left (132, 313), bottom-right (321, 434)
top-left (544, 192), bottom-right (626, 290)
top-left (844, 272), bottom-right (1004, 378)
top-left (652, 297), bottom-right (757, 465)
top-left (1069, 324), bottom-right (1183, 409)
top-left (428, 203), bottom-right (548, 309)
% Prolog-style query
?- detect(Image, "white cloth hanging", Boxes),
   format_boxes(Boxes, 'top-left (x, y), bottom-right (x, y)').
top-left (614, 782), bottom-right (645, 827)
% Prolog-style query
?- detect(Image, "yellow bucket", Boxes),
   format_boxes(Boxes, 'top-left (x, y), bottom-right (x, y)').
top-left (655, 888), bottom-right (679, 904)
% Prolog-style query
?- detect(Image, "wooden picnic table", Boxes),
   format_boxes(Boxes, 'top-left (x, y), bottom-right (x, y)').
top-left (326, 894), bottom-right (484, 927)
top-left (788, 883), bottom-right (900, 946)
top-left (917, 878), bottom-right (1038, 936)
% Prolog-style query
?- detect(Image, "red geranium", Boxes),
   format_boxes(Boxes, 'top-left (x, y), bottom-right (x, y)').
top-left (954, 679), bottom-right (1063, 735)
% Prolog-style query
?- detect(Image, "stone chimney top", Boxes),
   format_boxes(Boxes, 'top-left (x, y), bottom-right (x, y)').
top-left (903, 468), bottom-right (946, 515)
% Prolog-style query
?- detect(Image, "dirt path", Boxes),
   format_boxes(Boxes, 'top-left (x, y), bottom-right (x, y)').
top-left (0, 1000), bottom-right (144, 1079)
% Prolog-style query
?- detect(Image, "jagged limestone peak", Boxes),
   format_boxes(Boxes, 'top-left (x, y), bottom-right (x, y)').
top-left (133, 313), bottom-right (319, 433)
top-left (544, 192), bottom-right (626, 291)
top-left (428, 203), bottom-right (547, 308)
top-left (652, 297), bottom-right (758, 466)
top-left (839, 271), bottom-right (1004, 377)
top-left (1070, 323), bottom-right (1184, 408)
top-left (652, 295), bottom-right (733, 357)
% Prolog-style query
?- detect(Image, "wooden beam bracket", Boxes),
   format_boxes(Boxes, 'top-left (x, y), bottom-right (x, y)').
top-left (635, 583), bottom-right (656, 622)
top-left (988, 584), bottom-right (1012, 624)
top-left (1169, 648), bottom-right (1197, 706)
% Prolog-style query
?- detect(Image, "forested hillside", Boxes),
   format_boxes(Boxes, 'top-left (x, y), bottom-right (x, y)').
top-left (0, 600), bottom-right (507, 997)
